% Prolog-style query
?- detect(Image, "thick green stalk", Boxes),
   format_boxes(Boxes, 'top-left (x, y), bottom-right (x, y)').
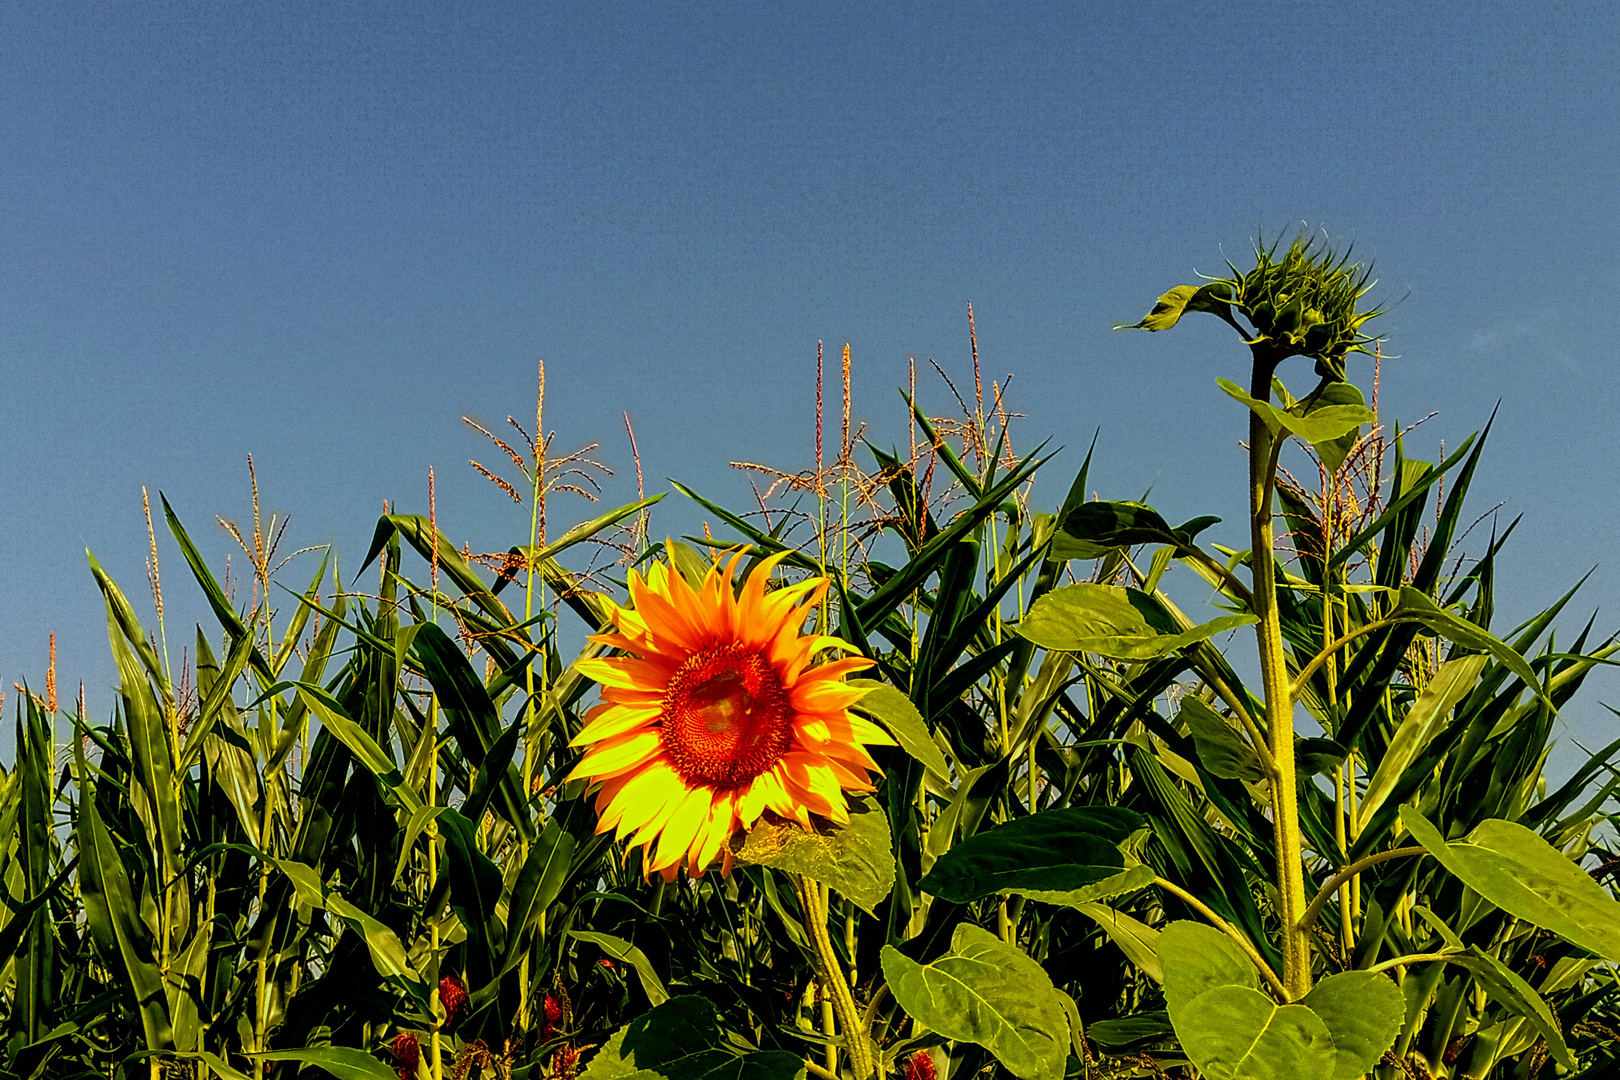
top-left (1247, 351), bottom-right (1311, 1000)
top-left (794, 876), bottom-right (872, 1080)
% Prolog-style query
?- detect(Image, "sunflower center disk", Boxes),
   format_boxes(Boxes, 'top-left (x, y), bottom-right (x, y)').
top-left (661, 644), bottom-right (794, 790)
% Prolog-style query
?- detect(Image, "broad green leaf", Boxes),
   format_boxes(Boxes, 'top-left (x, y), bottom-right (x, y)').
top-left (1158, 921), bottom-right (1257, 1025)
top-left (916, 806), bottom-right (1144, 902)
top-left (1401, 808), bottom-right (1620, 961)
top-left (1117, 282), bottom-right (1234, 333)
top-left (1017, 583), bottom-right (1256, 660)
top-left (1359, 655), bottom-right (1487, 823)
top-left (698, 1053), bottom-right (807, 1080)
top-left (1391, 589), bottom-right (1548, 704)
top-left (1053, 499), bottom-right (1219, 560)
top-left (252, 1047), bottom-right (396, 1080)
top-left (1180, 697), bottom-right (1265, 782)
top-left (880, 924), bottom-right (1070, 1080)
top-left (581, 996), bottom-right (731, 1080)
top-left (732, 795), bottom-right (894, 916)
top-left (1217, 379), bottom-right (1375, 444)
top-left (1074, 903), bottom-right (1163, 983)
top-left (570, 930), bottom-right (670, 1006)
top-left (1449, 947), bottom-right (1575, 1071)
top-left (1308, 382), bottom-right (1370, 473)
top-left (1300, 971), bottom-right (1404, 1080)
top-left (1174, 986), bottom-right (1335, 1080)
top-left (848, 679), bottom-right (950, 782)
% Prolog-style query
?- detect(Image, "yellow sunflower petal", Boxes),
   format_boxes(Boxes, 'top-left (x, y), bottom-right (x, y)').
top-left (573, 703), bottom-right (663, 746)
top-left (565, 728), bottom-right (663, 781)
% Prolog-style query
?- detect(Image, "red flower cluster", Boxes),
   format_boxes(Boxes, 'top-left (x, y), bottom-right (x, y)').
top-left (542, 993), bottom-right (565, 1042)
top-left (904, 1051), bottom-right (937, 1080)
top-left (390, 1031), bottom-right (421, 1080)
top-left (552, 1044), bottom-right (581, 1080)
top-left (439, 975), bottom-right (469, 1028)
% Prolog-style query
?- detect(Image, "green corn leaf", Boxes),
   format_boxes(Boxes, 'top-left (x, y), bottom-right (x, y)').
top-left (1359, 654), bottom-right (1488, 824)
top-left (732, 795), bottom-right (894, 916)
top-left (917, 806), bottom-right (1145, 902)
top-left (500, 818), bottom-right (576, 974)
top-left (75, 749), bottom-right (173, 1052)
top-left (1448, 947), bottom-right (1575, 1071)
top-left (1389, 588), bottom-right (1549, 705)
top-left (294, 685), bottom-right (422, 812)
top-left (1401, 807), bottom-right (1620, 961)
top-left (880, 924), bottom-right (1071, 1080)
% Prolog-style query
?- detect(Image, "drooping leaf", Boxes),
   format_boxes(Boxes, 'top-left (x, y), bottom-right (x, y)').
top-left (1174, 986), bottom-right (1335, 1080)
top-left (848, 679), bottom-right (950, 782)
top-left (1307, 382), bottom-right (1370, 474)
top-left (917, 806), bottom-right (1144, 903)
top-left (880, 925), bottom-right (1070, 1080)
top-left (1390, 588), bottom-right (1548, 704)
top-left (1017, 583), bottom-right (1255, 660)
top-left (1401, 808), bottom-right (1620, 961)
top-left (1449, 947), bottom-right (1576, 1071)
top-left (732, 795), bottom-right (894, 916)
top-left (570, 930), bottom-right (670, 1006)
top-left (1074, 903), bottom-right (1163, 983)
top-left (1052, 500), bottom-right (1217, 560)
top-left (1217, 378), bottom-right (1375, 444)
top-left (253, 1047), bottom-right (397, 1080)
top-left (1180, 697), bottom-right (1265, 782)
top-left (1299, 971), bottom-right (1404, 1080)
top-left (1116, 282), bottom-right (1235, 333)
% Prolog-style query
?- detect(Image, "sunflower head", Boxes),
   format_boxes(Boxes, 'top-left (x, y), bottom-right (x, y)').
top-left (568, 544), bottom-right (894, 880)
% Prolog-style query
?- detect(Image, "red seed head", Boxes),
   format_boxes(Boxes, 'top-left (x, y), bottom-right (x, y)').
top-left (390, 1031), bottom-right (421, 1067)
top-left (439, 975), bottom-right (469, 1027)
top-left (541, 992), bottom-right (565, 1040)
top-left (553, 1044), bottom-right (581, 1080)
top-left (904, 1051), bottom-right (937, 1080)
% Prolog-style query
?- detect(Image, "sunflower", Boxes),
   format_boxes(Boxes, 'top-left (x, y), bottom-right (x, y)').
top-left (567, 546), bottom-right (893, 879)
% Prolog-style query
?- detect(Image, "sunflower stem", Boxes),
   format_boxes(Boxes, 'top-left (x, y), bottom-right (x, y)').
top-left (794, 875), bottom-right (872, 1080)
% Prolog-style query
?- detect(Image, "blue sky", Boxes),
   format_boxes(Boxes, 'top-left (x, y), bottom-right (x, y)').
top-left (3, 2), bottom-right (1617, 769)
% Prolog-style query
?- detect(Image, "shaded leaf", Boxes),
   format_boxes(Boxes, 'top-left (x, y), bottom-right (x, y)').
top-left (917, 806), bottom-right (1145, 903)
top-left (570, 930), bottom-right (670, 1006)
top-left (1180, 698), bottom-right (1264, 782)
top-left (732, 795), bottom-right (894, 916)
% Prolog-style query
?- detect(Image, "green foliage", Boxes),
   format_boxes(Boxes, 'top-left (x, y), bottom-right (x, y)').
top-left (0, 233), bottom-right (1616, 1080)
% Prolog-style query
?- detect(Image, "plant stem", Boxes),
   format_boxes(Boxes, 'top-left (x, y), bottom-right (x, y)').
top-left (794, 875), bottom-right (873, 1080)
top-left (1298, 847), bottom-right (1429, 934)
top-left (1154, 876), bottom-right (1288, 1001)
top-left (1246, 350), bottom-right (1311, 999)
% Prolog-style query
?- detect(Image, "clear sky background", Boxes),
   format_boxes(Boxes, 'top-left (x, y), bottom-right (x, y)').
top-left (3, 2), bottom-right (1617, 772)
